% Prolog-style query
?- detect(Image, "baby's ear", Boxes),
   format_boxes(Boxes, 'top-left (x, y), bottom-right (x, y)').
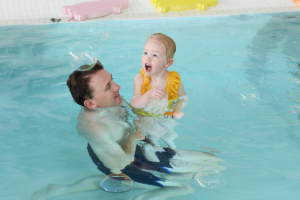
top-left (165, 58), bottom-right (174, 68)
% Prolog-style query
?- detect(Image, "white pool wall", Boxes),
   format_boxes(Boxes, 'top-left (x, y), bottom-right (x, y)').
top-left (0, 0), bottom-right (299, 25)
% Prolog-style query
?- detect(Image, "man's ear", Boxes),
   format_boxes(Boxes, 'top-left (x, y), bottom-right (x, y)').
top-left (84, 99), bottom-right (97, 109)
top-left (165, 58), bottom-right (174, 68)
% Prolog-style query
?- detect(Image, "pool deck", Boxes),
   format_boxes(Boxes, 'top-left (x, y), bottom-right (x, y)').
top-left (0, 0), bottom-right (300, 25)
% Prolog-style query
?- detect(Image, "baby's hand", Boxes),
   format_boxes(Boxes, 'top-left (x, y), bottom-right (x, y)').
top-left (164, 111), bottom-right (184, 119)
top-left (172, 111), bottom-right (184, 119)
top-left (149, 87), bottom-right (167, 99)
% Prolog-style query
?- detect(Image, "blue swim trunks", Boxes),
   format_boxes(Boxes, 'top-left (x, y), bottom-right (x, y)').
top-left (87, 144), bottom-right (175, 187)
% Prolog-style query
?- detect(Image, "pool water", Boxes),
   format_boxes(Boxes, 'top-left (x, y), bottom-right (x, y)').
top-left (1, 12), bottom-right (300, 200)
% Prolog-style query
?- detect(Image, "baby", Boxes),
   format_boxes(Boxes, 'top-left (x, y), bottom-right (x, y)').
top-left (130, 33), bottom-right (188, 162)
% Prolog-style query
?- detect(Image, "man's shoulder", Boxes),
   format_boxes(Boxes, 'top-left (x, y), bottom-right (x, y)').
top-left (121, 97), bottom-right (130, 107)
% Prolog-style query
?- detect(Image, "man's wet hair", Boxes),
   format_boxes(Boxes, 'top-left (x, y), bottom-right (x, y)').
top-left (67, 61), bottom-right (104, 107)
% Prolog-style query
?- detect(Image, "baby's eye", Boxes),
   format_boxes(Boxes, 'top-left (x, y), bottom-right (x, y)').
top-left (144, 52), bottom-right (148, 55)
top-left (153, 54), bottom-right (158, 57)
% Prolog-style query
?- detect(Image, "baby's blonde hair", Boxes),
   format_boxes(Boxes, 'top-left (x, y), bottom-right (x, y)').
top-left (148, 33), bottom-right (176, 61)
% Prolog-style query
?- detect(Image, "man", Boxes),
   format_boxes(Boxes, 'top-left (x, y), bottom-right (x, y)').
top-left (67, 62), bottom-right (182, 186)
top-left (31, 62), bottom-right (226, 200)
top-left (68, 62), bottom-right (145, 174)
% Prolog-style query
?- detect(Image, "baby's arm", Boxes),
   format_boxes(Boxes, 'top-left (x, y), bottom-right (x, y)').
top-left (172, 82), bottom-right (189, 119)
top-left (174, 82), bottom-right (188, 111)
top-left (130, 73), bottom-right (167, 108)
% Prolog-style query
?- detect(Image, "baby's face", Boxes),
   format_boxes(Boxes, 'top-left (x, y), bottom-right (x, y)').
top-left (141, 38), bottom-right (168, 77)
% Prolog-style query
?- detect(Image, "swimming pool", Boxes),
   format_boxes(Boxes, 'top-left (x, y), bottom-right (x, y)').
top-left (1, 12), bottom-right (300, 200)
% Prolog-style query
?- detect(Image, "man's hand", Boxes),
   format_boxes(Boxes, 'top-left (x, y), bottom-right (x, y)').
top-left (133, 116), bottom-right (154, 140)
top-left (133, 131), bottom-right (145, 140)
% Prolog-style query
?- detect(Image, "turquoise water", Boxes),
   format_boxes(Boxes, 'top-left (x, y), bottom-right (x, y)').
top-left (1, 12), bottom-right (300, 200)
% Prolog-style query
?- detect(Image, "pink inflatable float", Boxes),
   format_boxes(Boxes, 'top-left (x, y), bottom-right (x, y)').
top-left (62, 0), bottom-right (129, 21)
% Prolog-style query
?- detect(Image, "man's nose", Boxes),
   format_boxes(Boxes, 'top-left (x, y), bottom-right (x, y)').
top-left (114, 82), bottom-right (121, 91)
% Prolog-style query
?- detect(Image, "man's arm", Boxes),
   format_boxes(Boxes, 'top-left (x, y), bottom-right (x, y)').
top-left (77, 121), bottom-right (144, 174)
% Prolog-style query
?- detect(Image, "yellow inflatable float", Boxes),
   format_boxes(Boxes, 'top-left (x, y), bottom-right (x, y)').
top-left (151, 0), bottom-right (218, 13)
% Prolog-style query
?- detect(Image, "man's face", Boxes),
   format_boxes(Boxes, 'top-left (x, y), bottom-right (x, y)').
top-left (88, 69), bottom-right (122, 108)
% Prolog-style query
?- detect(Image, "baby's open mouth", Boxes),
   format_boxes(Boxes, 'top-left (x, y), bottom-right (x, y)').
top-left (145, 63), bottom-right (152, 72)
